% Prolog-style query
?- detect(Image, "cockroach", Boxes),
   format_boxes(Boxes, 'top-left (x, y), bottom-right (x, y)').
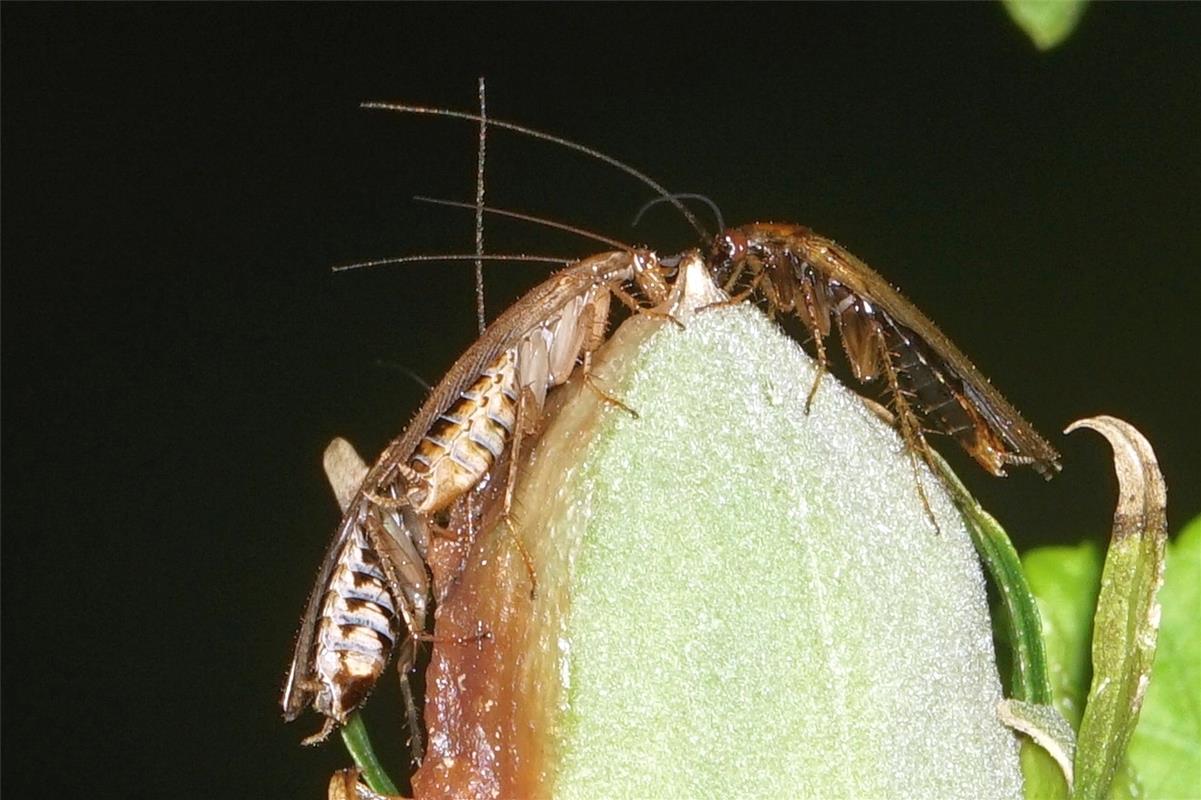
top-left (708, 223), bottom-right (1062, 490)
top-left (282, 247), bottom-right (671, 746)
top-left (364, 102), bottom-right (1060, 487)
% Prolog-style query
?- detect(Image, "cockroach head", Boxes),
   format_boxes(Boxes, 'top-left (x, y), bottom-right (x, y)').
top-left (709, 228), bottom-right (750, 287)
top-left (654, 251), bottom-right (682, 278)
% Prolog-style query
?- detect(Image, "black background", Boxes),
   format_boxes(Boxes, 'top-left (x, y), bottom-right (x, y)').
top-left (4, 5), bottom-right (1198, 798)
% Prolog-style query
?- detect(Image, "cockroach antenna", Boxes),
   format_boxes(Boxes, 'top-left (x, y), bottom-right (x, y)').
top-left (331, 254), bottom-right (573, 273)
top-left (631, 193), bottom-right (726, 234)
top-left (361, 102), bottom-right (712, 244)
top-left (412, 195), bottom-right (634, 252)
top-left (473, 78), bottom-right (488, 335)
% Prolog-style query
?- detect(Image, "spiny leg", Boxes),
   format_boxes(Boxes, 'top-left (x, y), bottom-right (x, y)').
top-left (584, 372), bottom-right (639, 418)
top-left (394, 640), bottom-right (424, 767)
top-left (498, 386), bottom-right (539, 596)
top-left (580, 350), bottom-right (639, 418)
top-left (700, 269), bottom-right (765, 313)
top-left (363, 462), bottom-right (425, 510)
top-left (301, 716), bottom-right (337, 747)
top-left (610, 283), bottom-right (684, 329)
top-left (366, 479), bottom-right (469, 542)
top-left (872, 328), bottom-right (941, 534)
top-left (578, 291), bottom-right (640, 417)
top-left (500, 514), bottom-right (538, 601)
top-left (424, 518), bottom-right (464, 541)
top-left (802, 312), bottom-right (830, 416)
top-left (721, 259), bottom-right (750, 294)
top-left (362, 514), bottom-right (488, 637)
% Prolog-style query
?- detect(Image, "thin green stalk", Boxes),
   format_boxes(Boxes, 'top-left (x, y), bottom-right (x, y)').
top-left (340, 712), bottom-right (400, 797)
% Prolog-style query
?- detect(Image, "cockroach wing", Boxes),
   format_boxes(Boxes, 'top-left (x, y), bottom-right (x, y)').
top-left (518, 325), bottom-right (553, 411)
top-left (546, 294), bottom-right (588, 385)
top-left (961, 380), bottom-right (1061, 478)
top-left (835, 296), bottom-right (882, 382)
top-left (281, 439), bottom-right (370, 721)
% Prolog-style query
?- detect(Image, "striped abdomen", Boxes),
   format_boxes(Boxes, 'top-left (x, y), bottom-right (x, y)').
top-left (406, 349), bottom-right (519, 514)
top-left (309, 523), bottom-right (400, 727)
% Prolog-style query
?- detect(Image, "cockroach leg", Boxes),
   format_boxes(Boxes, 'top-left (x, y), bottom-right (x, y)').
top-left (802, 309), bottom-right (829, 416)
top-left (396, 641), bottom-right (423, 767)
top-left (363, 490), bottom-right (407, 511)
top-left (858, 395), bottom-right (895, 426)
top-left (423, 520), bottom-right (454, 542)
top-left (425, 520), bottom-right (461, 541)
top-left (302, 717), bottom-right (338, 748)
top-left (583, 369), bottom-right (639, 418)
top-left (610, 282), bottom-right (684, 329)
top-left (721, 257), bottom-right (751, 294)
top-left (699, 269), bottom-right (765, 313)
top-left (363, 465), bottom-right (425, 510)
top-left (496, 386), bottom-right (540, 597)
top-left (500, 514), bottom-right (539, 600)
top-left (577, 298), bottom-right (640, 418)
top-left (873, 326), bottom-right (941, 534)
top-left (638, 306), bottom-right (686, 330)
top-left (607, 282), bottom-right (644, 313)
top-left (409, 627), bottom-right (492, 647)
top-left (500, 386), bottom-right (534, 517)
top-left (362, 515), bottom-right (429, 640)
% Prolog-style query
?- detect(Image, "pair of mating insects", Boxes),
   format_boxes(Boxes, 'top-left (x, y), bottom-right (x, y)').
top-left (281, 103), bottom-right (1063, 753)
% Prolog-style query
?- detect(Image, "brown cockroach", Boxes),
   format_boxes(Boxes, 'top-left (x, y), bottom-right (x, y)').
top-left (362, 103), bottom-right (1060, 487)
top-left (282, 246), bottom-right (671, 746)
top-left (708, 222), bottom-right (1062, 491)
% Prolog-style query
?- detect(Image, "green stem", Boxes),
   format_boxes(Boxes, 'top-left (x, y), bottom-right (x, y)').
top-left (934, 452), bottom-right (1054, 705)
top-left (340, 712), bottom-right (400, 796)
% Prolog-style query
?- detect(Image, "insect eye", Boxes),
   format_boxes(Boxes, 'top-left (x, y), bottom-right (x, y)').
top-left (711, 230), bottom-right (747, 281)
top-left (727, 232), bottom-right (748, 260)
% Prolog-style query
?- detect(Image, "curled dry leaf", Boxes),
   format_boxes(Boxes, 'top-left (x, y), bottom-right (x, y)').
top-left (998, 698), bottom-right (1077, 789)
top-left (1064, 416), bottom-right (1168, 800)
top-left (1063, 417), bottom-right (1167, 545)
top-left (328, 767), bottom-right (405, 800)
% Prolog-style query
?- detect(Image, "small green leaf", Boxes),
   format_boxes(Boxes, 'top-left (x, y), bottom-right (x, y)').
top-left (1003, 0), bottom-right (1089, 50)
top-left (1020, 543), bottom-right (1103, 800)
top-left (1021, 528), bottom-right (1198, 800)
top-left (1024, 542), bottom-right (1103, 728)
top-left (1125, 516), bottom-right (1201, 800)
top-left (939, 454), bottom-right (1053, 706)
top-left (1066, 417), bottom-right (1168, 800)
top-left (1020, 738), bottom-right (1071, 800)
top-left (937, 456), bottom-right (1079, 795)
